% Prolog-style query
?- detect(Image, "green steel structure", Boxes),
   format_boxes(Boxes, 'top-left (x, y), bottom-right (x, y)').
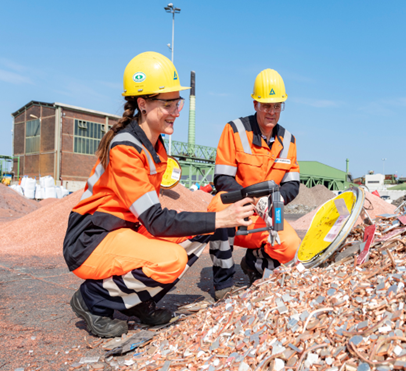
top-left (299, 161), bottom-right (354, 191)
top-left (164, 138), bottom-right (353, 191)
top-left (163, 138), bottom-right (216, 188)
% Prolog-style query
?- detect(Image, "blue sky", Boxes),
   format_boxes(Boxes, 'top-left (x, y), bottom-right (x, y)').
top-left (1, 0), bottom-right (405, 178)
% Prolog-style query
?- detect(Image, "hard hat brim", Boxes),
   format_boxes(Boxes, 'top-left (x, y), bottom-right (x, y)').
top-left (122, 85), bottom-right (190, 97)
top-left (251, 94), bottom-right (288, 103)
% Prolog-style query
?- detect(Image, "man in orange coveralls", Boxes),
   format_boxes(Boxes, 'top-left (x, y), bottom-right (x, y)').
top-left (209, 69), bottom-right (301, 300)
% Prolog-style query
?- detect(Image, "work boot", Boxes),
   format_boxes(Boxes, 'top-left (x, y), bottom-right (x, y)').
top-left (215, 285), bottom-right (240, 301)
top-left (240, 256), bottom-right (262, 285)
top-left (70, 290), bottom-right (128, 338)
top-left (120, 300), bottom-right (173, 326)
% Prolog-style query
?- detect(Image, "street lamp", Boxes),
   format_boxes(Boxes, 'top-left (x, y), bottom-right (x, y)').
top-left (164, 3), bottom-right (181, 63)
top-left (164, 3), bottom-right (181, 155)
top-left (382, 158), bottom-right (387, 175)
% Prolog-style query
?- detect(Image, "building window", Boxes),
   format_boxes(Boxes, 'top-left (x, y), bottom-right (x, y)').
top-left (26, 119), bottom-right (40, 154)
top-left (74, 119), bottom-right (105, 155)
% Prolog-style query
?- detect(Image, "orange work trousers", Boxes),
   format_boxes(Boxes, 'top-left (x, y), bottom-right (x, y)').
top-left (73, 225), bottom-right (195, 284)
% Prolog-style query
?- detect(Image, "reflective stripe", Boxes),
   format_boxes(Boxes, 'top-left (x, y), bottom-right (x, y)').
top-left (210, 255), bottom-right (234, 269)
top-left (281, 172), bottom-right (300, 183)
top-left (110, 132), bottom-right (156, 175)
top-left (103, 274), bottom-right (163, 309)
top-left (214, 164), bottom-right (237, 177)
top-left (229, 236), bottom-right (235, 246)
top-left (279, 130), bottom-right (292, 159)
top-left (209, 240), bottom-right (232, 251)
top-left (110, 132), bottom-right (142, 150)
top-left (142, 146), bottom-right (157, 175)
top-left (233, 119), bottom-right (252, 155)
top-left (80, 163), bottom-right (105, 201)
top-left (179, 240), bottom-right (207, 258)
top-left (177, 239), bottom-right (208, 280)
top-left (129, 190), bottom-right (160, 217)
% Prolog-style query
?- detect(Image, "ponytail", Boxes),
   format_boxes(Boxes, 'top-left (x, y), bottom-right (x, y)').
top-left (96, 96), bottom-right (144, 168)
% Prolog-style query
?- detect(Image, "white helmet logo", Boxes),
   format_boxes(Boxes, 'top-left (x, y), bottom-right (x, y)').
top-left (133, 72), bottom-right (146, 83)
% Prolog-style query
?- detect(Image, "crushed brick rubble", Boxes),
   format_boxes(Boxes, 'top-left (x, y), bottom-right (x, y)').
top-left (91, 207), bottom-right (406, 371)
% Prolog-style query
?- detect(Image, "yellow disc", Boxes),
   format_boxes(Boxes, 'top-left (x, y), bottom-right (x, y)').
top-left (297, 192), bottom-right (357, 262)
top-left (161, 156), bottom-right (182, 189)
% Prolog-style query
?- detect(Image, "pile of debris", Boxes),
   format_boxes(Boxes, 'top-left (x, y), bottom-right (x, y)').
top-left (285, 185), bottom-right (335, 214)
top-left (0, 183), bottom-right (213, 257)
top-left (0, 183), bottom-right (40, 223)
top-left (291, 191), bottom-right (397, 232)
top-left (91, 205), bottom-right (406, 370)
top-left (160, 184), bottom-right (214, 211)
top-left (393, 195), bottom-right (406, 208)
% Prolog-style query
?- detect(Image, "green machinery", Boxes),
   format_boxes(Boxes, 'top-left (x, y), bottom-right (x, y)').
top-left (0, 155), bottom-right (19, 181)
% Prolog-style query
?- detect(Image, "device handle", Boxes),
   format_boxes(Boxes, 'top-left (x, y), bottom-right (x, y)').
top-left (220, 190), bottom-right (243, 204)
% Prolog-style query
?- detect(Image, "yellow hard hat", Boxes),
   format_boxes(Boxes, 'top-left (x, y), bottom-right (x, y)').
top-left (251, 69), bottom-right (288, 103)
top-left (122, 51), bottom-right (190, 96)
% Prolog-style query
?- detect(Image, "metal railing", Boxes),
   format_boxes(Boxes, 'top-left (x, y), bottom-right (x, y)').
top-left (163, 139), bottom-right (216, 163)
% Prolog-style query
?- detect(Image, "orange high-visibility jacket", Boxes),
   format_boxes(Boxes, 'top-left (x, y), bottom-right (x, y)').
top-left (63, 121), bottom-right (216, 271)
top-left (214, 114), bottom-right (300, 203)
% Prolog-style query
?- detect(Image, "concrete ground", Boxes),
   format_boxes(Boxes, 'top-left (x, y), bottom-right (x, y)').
top-left (0, 214), bottom-right (305, 371)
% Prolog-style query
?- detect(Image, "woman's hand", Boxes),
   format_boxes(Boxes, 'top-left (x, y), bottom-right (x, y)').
top-left (215, 197), bottom-right (255, 229)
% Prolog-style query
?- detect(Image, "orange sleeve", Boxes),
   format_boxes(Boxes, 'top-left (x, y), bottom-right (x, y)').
top-left (215, 123), bottom-right (237, 170)
top-left (108, 145), bottom-right (158, 211)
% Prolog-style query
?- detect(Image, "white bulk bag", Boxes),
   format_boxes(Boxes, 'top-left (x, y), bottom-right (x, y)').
top-left (44, 186), bottom-right (57, 199)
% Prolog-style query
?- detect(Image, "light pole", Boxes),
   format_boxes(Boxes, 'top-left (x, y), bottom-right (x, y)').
top-left (382, 158), bottom-right (387, 175)
top-left (164, 3), bottom-right (181, 155)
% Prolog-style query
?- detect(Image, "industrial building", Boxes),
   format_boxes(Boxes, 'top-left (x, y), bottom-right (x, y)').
top-left (11, 101), bottom-right (120, 191)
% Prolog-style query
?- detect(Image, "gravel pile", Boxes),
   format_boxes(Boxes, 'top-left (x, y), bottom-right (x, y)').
top-left (286, 184), bottom-right (335, 214)
top-left (285, 204), bottom-right (315, 214)
top-left (0, 190), bottom-right (83, 256)
top-left (0, 184), bottom-right (213, 257)
top-left (0, 183), bottom-right (40, 223)
top-left (160, 184), bottom-right (213, 211)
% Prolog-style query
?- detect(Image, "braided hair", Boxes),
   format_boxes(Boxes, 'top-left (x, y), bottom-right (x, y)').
top-left (96, 96), bottom-right (148, 168)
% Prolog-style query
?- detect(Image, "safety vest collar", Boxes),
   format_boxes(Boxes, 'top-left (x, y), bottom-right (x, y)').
top-left (251, 114), bottom-right (280, 150)
top-left (129, 121), bottom-right (162, 164)
top-left (250, 114), bottom-right (265, 148)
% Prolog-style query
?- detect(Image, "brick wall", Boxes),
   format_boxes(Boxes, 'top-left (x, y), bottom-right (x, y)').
top-left (25, 154), bottom-right (40, 177)
top-left (40, 116), bottom-right (55, 152)
top-left (14, 111), bottom-right (25, 124)
top-left (14, 122), bottom-right (25, 154)
top-left (40, 153), bottom-right (54, 176)
top-left (63, 110), bottom-right (106, 124)
top-left (62, 134), bottom-right (73, 152)
top-left (61, 152), bottom-right (96, 180)
top-left (25, 105), bottom-right (41, 120)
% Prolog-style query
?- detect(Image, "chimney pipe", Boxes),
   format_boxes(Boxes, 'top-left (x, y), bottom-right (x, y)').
top-left (188, 71), bottom-right (196, 156)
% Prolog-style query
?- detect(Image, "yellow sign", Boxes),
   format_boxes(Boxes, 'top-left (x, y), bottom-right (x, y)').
top-left (297, 192), bottom-right (357, 262)
top-left (161, 156), bottom-right (182, 189)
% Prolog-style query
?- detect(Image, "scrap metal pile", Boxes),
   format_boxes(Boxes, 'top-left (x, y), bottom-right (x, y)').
top-left (100, 204), bottom-right (406, 371)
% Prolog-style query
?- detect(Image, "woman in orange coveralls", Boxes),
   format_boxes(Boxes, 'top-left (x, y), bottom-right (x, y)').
top-left (63, 52), bottom-right (255, 338)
